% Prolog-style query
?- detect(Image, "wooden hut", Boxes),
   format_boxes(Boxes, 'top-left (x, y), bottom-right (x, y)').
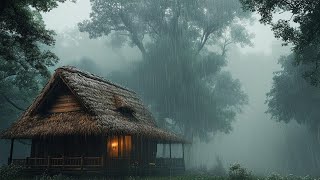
top-left (0, 66), bottom-right (187, 176)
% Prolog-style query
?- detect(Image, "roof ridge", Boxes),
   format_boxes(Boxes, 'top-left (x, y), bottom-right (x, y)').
top-left (56, 66), bottom-right (135, 94)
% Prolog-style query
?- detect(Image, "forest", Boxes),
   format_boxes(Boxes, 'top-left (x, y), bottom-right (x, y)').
top-left (1, 0), bottom-right (320, 179)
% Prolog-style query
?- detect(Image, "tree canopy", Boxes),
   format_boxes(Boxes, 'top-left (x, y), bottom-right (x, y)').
top-left (80, 0), bottom-right (251, 140)
top-left (0, 1), bottom-right (68, 165)
top-left (0, 0), bottom-right (67, 123)
top-left (266, 54), bottom-right (320, 136)
top-left (240, 0), bottom-right (320, 85)
top-left (79, 0), bottom-right (252, 57)
top-left (240, 0), bottom-right (320, 137)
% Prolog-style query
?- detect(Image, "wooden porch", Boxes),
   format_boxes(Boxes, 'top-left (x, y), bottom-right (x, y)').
top-left (10, 156), bottom-right (185, 176)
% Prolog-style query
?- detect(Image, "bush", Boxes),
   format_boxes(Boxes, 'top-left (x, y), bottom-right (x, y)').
top-left (37, 173), bottom-right (73, 180)
top-left (228, 163), bottom-right (253, 180)
top-left (0, 164), bottom-right (23, 180)
top-left (266, 173), bottom-right (320, 180)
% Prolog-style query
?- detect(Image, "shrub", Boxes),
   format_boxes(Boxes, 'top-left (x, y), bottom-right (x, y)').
top-left (266, 173), bottom-right (320, 180)
top-left (0, 164), bottom-right (23, 180)
top-left (37, 173), bottom-right (73, 180)
top-left (228, 163), bottom-right (253, 180)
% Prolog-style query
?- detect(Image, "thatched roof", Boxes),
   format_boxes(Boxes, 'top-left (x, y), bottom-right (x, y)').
top-left (0, 66), bottom-right (186, 143)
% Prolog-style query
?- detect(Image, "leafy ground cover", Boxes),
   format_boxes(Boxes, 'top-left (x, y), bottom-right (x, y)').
top-left (1, 163), bottom-right (319, 180)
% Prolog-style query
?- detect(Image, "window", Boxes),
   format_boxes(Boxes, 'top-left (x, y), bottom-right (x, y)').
top-left (107, 135), bottom-right (132, 158)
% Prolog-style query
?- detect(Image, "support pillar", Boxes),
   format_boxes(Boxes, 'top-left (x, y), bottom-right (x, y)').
top-left (182, 143), bottom-right (185, 170)
top-left (140, 136), bottom-right (143, 164)
top-left (182, 143), bottom-right (185, 159)
top-left (8, 139), bottom-right (14, 165)
top-left (169, 143), bottom-right (172, 176)
top-left (118, 135), bottom-right (120, 158)
top-left (169, 143), bottom-right (172, 159)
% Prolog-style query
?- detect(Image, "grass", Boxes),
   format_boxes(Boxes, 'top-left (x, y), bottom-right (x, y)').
top-left (1, 163), bottom-right (319, 180)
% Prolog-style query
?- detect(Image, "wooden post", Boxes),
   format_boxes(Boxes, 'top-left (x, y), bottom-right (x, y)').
top-left (169, 143), bottom-right (172, 176)
top-left (123, 136), bottom-right (125, 157)
top-left (118, 135), bottom-right (120, 158)
top-left (140, 136), bottom-right (143, 164)
top-left (105, 137), bottom-right (108, 168)
top-left (81, 155), bottom-right (84, 170)
top-left (182, 143), bottom-right (185, 171)
top-left (62, 156), bottom-right (65, 169)
top-left (169, 143), bottom-right (172, 159)
top-left (101, 155), bottom-right (105, 167)
top-left (182, 143), bottom-right (185, 159)
top-left (8, 139), bottom-right (14, 165)
top-left (26, 157), bottom-right (29, 167)
top-left (47, 156), bottom-right (51, 169)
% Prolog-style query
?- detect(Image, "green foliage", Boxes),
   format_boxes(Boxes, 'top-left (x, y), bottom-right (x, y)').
top-left (265, 174), bottom-right (319, 180)
top-left (0, 164), bottom-right (23, 180)
top-left (0, 164), bottom-right (319, 180)
top-left (0, 0), bottom-right (67, 114)
top-left (0, 0), bottom-right (67, 125)
top-left (228, 163), bottom-right (253, 180)
top-left (240, 0), bottom-right (320, 85)
top-left (0, 0), bottom-right (68, 165)
top-left (242, 0), bottom-right (320, 172)
top-left (80, 0), bottom-right (251, 140)
top-left (37, 173), bottom-right (73, 180)
top-left (0, 0), bottom-right (62, 80)
top-left (122, 37), bottom-right (248, 139)
top-left (266, 54), bottom-right (320, 134)
top-left (265, 53), bottom-right (320, 174)
top-left (79, 0), bottom-right (252, 56)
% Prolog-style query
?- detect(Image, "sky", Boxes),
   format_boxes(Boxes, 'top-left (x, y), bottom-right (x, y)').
top-left (42, 0), bottom-right (91, 32)
top-left (41, 0), bottom-right (301, 175)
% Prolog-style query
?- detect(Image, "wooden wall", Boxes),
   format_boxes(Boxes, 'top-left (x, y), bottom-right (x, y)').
top-left (107, 135), bottom-right (132, 158)
top-left (30, 136), bottom-right (105, 157)
top-left (48, 93), bottom-right (81, 113)
top-left (132, 136), bottom-right (157, 164)
top-left (37, 78), bottom-right (82, 114)
top-left (30, 135), bottom-right (157, 166)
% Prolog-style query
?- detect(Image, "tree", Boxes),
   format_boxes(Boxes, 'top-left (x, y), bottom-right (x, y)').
top-left (80, 0), bottom-right (251, 140)
top-left (242, 0), bottom-right (320, 171)
top-left (240, 0), bottom-right (320, 85)
top-left (266, 54), bottom-right (320, 172)
top-left (0, 0), bottom-right (72, 165)
top-left (0, 0), bottom-right (68, 112)
top-left (267, 54), bottom-right (320, 135)
top-left (79, 0), bottom-right (252, 57)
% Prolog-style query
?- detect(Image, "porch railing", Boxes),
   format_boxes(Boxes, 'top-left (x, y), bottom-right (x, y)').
top-left (10, 157), bottom-right (185, 174)
top-left (11, 156), bottom-right (104, 169)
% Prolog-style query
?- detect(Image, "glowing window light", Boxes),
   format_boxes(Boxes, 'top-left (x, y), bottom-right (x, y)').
top-left (111, 141), bottom-right (118, 150)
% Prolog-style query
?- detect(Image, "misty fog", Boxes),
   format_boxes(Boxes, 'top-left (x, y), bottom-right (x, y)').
top-left (40, 1), bottom-right (297, 175)
top-left (1, 0), bottom-right (319, 177)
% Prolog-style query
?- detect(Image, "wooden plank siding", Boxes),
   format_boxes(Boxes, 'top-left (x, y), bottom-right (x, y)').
top-left (48, 94), bottom-right (82, 113)
top-left (30, 136), bottom-right (105, 158)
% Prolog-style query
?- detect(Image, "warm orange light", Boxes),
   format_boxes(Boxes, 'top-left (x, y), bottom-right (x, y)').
top-left (107, 136), bottom-right (132, 158)
top-left (111, 141), bottom-right (118, 149)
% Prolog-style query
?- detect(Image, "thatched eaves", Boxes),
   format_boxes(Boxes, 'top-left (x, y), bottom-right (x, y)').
top-left (0, 66), bottom-right (186, 143)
